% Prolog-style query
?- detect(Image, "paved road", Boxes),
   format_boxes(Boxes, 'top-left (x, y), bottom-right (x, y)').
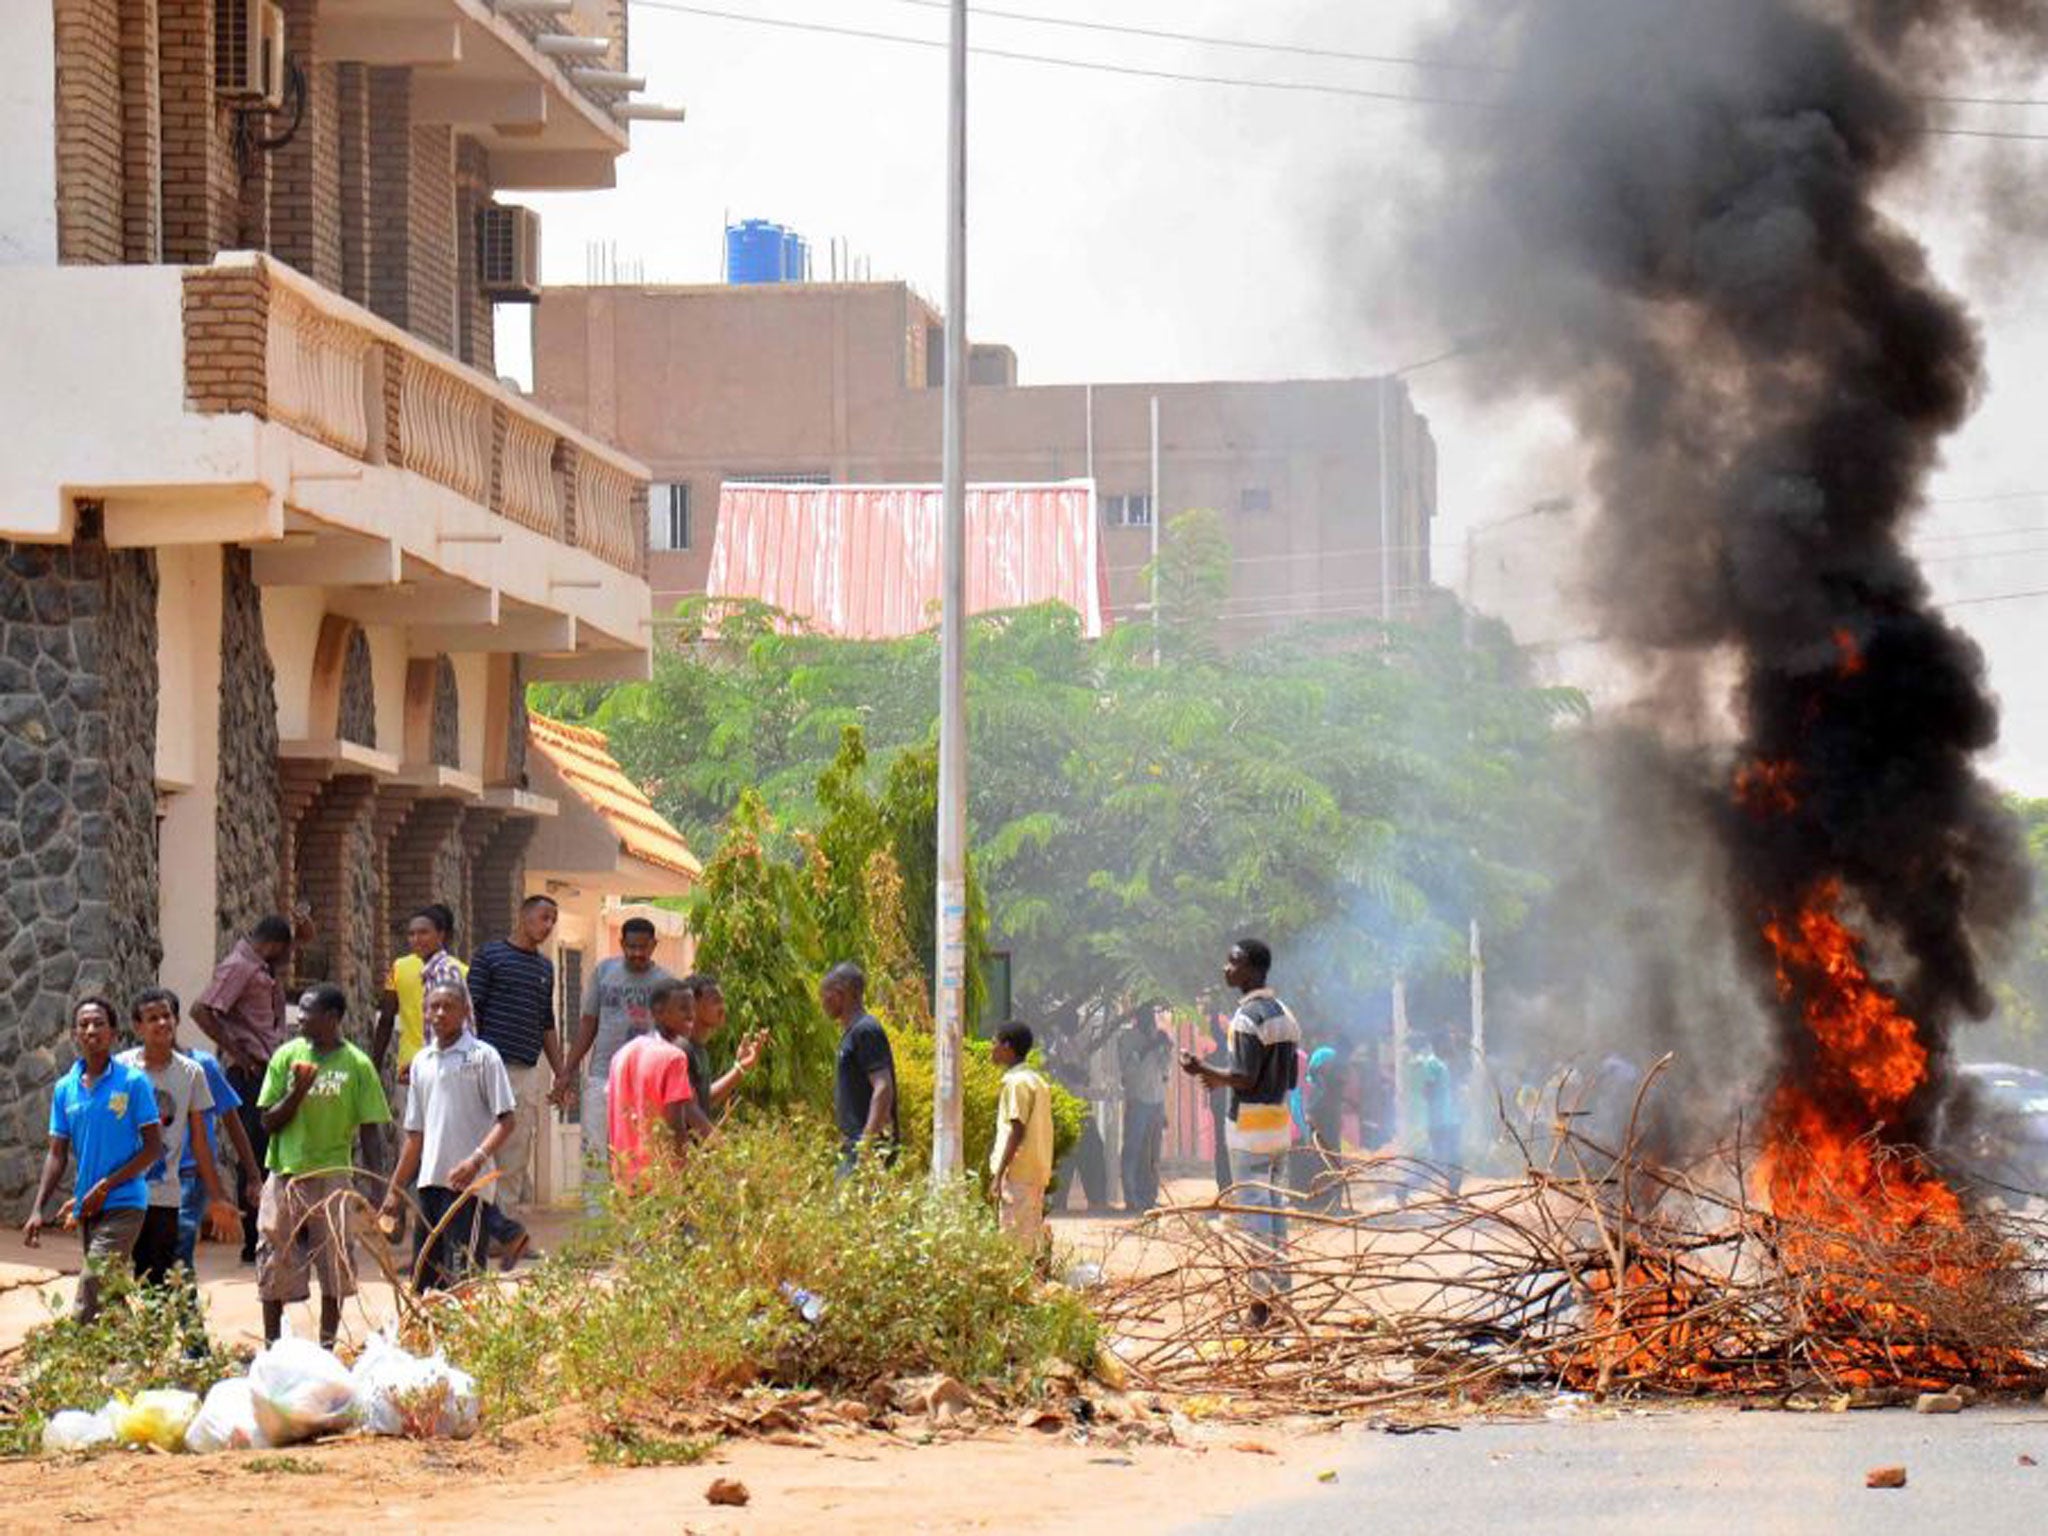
top-left (1187, 1404), bottom-right (2048, 1536)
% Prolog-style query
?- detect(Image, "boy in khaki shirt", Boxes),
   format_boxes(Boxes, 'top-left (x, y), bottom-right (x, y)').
top-left (989, 1023), bottom-right (1054, 1256)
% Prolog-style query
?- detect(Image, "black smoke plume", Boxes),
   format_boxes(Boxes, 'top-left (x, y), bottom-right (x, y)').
top-left (1397, 0), bottom-right (2042, 1148)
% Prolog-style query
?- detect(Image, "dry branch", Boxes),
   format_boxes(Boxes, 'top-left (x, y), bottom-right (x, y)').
top-left (1096, 1102), bottom-right (2048, 1413)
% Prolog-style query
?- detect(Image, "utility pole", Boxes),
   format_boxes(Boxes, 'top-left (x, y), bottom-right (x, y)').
top-left (1377, 380), bottom-right (1394, 623)
top-left (1149, 395), bottom-right (1161, 664)
top-left (932, 0), bottom-right (970, 1185)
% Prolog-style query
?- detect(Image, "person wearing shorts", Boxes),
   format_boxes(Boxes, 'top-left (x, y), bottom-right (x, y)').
top-left (256, 983), bottom-right (389, 1348)
top-left (23, 998), bottom-right (163, 1322)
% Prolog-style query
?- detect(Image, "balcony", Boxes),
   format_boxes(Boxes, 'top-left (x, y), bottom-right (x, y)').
top-left (320, 0), bottom-right (636, 189)
top-left (0, 253), bottom-right (649, 679)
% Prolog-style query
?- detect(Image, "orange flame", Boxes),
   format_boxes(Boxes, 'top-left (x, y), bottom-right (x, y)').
top-left (1757, 880), bottom-right (1956, 1233)
top-left (1833, 627), bottom-right (1866, 677)
top-left (1734, 759), bottom-right (1798, 817)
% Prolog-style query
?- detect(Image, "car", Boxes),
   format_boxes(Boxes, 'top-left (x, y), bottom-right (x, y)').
top-left (1949, 1062), bottom-right (2048, 1209)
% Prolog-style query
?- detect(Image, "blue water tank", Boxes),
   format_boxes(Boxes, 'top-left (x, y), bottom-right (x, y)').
top-left (727, 220), bottom-right (787, 285)
top-left (781, 230), bottom-right (809, 282)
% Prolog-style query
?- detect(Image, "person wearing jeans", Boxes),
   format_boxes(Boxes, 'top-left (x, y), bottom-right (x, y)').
top-left (1179, 938), bottom-right (1301, 1328)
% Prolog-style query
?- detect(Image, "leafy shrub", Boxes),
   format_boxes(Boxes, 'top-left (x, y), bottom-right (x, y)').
top-left (886, 1024), bottom-right (1087, 1188)
top-left (690, 790), bottom-right (838, 1110)
top-left (437, 1118), bottom-right (1097, 1428)
top-left (1, 1270), bottom-right (237, 1454)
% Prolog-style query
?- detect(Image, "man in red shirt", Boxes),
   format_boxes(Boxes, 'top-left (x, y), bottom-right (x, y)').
top-left (605, 988), bottom-right (712, 1190)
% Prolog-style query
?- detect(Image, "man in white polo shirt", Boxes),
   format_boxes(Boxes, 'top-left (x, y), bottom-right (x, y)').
top-left (380, 979), bottom-right (517, 1292)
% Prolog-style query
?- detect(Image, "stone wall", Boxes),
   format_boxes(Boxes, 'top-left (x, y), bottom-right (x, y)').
top-left (0, 516), bottom-right (161, 1202)
top-left (339, 625), bottom-right (376, 746)
top-left (505, 657), bottom-right (527, 787)
top-left (216, 548), bottom-right (282, 951)
top-left (431, 657), bottom-right (459, 768)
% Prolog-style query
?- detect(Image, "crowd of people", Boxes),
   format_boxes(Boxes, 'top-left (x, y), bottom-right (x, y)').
top-left (1048, 957), bottom-right (1473, 1222)
top-left (17, 894), bottom-right (1084, 1337)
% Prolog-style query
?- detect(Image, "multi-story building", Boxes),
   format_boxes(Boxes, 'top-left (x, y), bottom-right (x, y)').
top-left (0, 1), bottom-right (664, 1200)
top-left (530, 281), bottom-right (1439, 635)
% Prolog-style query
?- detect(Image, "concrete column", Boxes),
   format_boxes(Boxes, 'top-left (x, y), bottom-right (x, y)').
top-left (155, 544), bottom-right (223, 1029)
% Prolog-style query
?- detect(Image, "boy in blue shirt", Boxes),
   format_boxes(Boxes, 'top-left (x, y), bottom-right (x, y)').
top-left (23, 997), bottom-right (165, 1321)
top-left (177, 1037), bottom-right (258, 1271)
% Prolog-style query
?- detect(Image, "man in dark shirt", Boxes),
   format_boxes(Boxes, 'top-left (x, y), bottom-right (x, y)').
top-left (821, 962), bottom-right (895, 1174)
top-left (669, 975), bottom-right (762, 1123)
top-left (1180, 937), bottom-right (1301, 1326)
top-left (191, 914), bottom-right (294, 1262)
top-left (466, 894), bottom-right (563, 1263)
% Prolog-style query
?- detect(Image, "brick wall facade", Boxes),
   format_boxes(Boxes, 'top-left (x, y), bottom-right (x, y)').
top-left (466, 811), bottom-right (535, 957)
top-left (365, 67), bottom-right (411, 329)
top-left (407, 125), bottom-right (457, 353)
top-left (335, 61), bottom-right (370, 306)
top-left (272, 1), bottom-right (342, 289)
top-left (292, 773), bottom-right (381, 1037)
top-left (57, 2), bottom-right (507, 371)
top-left (386, 798), bottom-right (468, 954)
top-left (455, 138), bottom-right (493, 375)
top-left (117, 0), bottom-right (161, 262)
top-left (182, 261), bottom-right (269, 413)
top-left (54, 0), bottom-right (125, 264)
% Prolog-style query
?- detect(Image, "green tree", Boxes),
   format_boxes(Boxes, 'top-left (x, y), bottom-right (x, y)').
top-left (1988, 795), bottom-right (2048, 1059)
top-left (689, 790), bottom-right (836, 1109)
top-left (539, 517), bottom-right (1589, 1049)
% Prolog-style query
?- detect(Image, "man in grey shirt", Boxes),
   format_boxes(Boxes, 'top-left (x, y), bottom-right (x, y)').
top-left (556, 916), bottom-right (671, 1200)
top-left (1116, 1006), bottom-right (1173, 1213)
top-left (118, 987), bottom-right (237, 1286)
top-left (380, 980), bottom-right (517, 1291)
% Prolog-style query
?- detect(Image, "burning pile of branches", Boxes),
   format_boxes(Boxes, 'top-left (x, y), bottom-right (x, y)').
top-left (1097, 1078), bottom-right (2048, 1414)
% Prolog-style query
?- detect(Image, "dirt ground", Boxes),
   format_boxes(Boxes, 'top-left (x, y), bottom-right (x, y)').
top-left (0, 1174), bottom-right (1342, 1534)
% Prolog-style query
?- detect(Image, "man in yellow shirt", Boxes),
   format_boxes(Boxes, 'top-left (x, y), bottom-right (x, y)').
top-left (370, 905), bottom-right (466, 1190)
top-left (989, 1023), bottom-right (1054, 1258)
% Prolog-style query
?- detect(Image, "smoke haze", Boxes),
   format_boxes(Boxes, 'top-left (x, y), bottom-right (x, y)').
top-left (1386, 0), bottom-right (2046, 1149)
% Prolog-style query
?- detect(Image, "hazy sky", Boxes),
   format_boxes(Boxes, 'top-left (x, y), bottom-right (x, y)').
top-left (504, 0), bottom-right (2048, 791)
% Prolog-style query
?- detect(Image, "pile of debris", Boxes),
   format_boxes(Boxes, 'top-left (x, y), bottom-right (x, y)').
top-left (1098, 1085), bottom-right (2048, 1414)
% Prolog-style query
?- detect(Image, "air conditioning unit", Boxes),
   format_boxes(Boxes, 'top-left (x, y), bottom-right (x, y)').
top-left (215, 0), bottom-right (287, 111)
top-left (478, 205), bottom-right (543, 303)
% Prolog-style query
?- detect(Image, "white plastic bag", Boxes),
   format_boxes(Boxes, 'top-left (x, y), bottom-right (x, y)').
top-left (351, 1332), bottom-right (480, 1440)
top-left (41, 1407), bottom-right (114, 1454)
top-left (110, 1388), bottom-right (202, 1451)
top-left (185, 1376), bottom-right (269, 1454)
top-left (247, 1335), bottom-right (361, 1445)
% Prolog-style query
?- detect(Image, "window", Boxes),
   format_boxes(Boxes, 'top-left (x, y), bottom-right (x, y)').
top-left (1104, 493), bottom-right (1153, 528)
top-left (1239, 486), bottom-right (1273, 516)
top-left (649, 482), bottom-right (691, 551)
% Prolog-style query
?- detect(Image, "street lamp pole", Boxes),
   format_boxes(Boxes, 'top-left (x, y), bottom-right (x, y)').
top-left (932, 0), bottom-right (970, 1184)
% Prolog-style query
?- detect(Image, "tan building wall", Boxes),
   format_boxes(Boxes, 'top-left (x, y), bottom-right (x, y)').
top-left (533, 283), bottom-right (1439, 631)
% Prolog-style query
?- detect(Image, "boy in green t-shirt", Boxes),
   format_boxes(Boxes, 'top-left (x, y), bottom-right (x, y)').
top-left (256, 983), bottom-right (390, 1347)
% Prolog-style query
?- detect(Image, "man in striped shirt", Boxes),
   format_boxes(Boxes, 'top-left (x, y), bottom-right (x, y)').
top-left (1180, 937), bottom-right (1301, 1328)
top-left (466, 894), bottom-right (564, 1264)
